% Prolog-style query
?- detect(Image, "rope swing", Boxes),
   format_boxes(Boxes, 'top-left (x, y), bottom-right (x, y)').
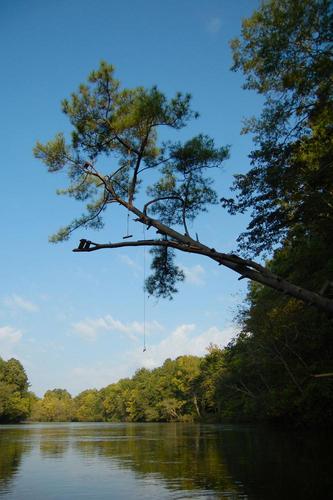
top-left (123, 148), bottom-right (133, 240)
top-left (123, 147), bottom-right (146, 352)
top-left (123, 212), bottom-right (132, 240)
top-left (142, 223), bottom-right (147, 352)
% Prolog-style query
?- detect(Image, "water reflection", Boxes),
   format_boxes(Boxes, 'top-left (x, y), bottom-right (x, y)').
top-left (40, 438), bottom-right (68, 458)
top-left (73, 424), bottom-right (240, 495)
top-left (0, 428), bottom-right (31, 494)
top-left (0, 423), bottom-right (332, 499)
top-left (219, 426), bottom-right (333, 499)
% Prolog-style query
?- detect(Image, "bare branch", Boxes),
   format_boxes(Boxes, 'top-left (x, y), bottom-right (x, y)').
top-left (81, 162), bottom-right (117, 199)
top-left (143, 195), bottom-right (190, 236)
top-left (72, 201), bottom-right (333, 316)
top-left (113, 133), bottom-right (140, 156)
top-left (63, 196), bottom-right (109, 238)
top-left (137, 156), bottom-right (172, 174)
top-left (128, 131), bottom-right (151, 205)
top-left (143, 195), bottom-right (182, 214)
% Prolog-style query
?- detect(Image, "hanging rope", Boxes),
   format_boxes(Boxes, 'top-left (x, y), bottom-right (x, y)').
top-left (123, 148), bottom-right (133, 239)
top-left (142, 223), bottom-right (147, 352)
top-left (125, 212), bottom-right (130, 237)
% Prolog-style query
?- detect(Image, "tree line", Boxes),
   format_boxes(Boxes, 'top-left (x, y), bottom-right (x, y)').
top-left (1, 329), bottom-right (332, 425)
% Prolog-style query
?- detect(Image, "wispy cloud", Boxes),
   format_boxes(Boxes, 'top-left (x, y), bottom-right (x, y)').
top-left (0, 325), bottom-right (22, 359)
top-left (181, 264), bottom-right (205, 286)
top-left (207, 17), bottom-right (222, 34)
top-left (3, 294), bottom-right (39, 313)
top-left (0, 325), bottom-right (22, 343)
top-left (72, 314), bottom-right (163, 341)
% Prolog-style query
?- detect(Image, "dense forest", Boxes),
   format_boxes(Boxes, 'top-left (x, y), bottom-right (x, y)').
top-left (1, 338), bottom-right (332, 426)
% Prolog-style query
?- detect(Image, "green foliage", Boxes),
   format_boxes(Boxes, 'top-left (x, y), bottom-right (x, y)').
top-left (34, 133), bottom-right (69, 172)
top-left (147, 135), bottom-right (229, 226)
top-left (198, 345), bottom-right (225, 415)
top-left (145, 246), bottom-right (185, 299)
top-left (231, 0), bottom-right (332, 97)
top-left (73, 389), bottom-right (104, 421)
top-left (99, 356), bottom-right (202, 423)
top-left (31, 388), bottom-right (74, 422)
top-left (33, 62), bottom-right (198, 236)
top-left (223, 0), bottom-right (333, 255)
top-left (26, 355), bottom-right (201, 424)
top-left (100, 378), bottom-right (133, 421)
top-left (213, 0), bottom-right (333, 425)
top-left (0, 358), bottom-right (31, 423)
top-left (3, 344), bottom-right (332, 426)
top-left (216, 282), bottom-right (333, 425)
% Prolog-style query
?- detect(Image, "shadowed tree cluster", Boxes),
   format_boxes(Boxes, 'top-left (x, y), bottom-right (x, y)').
top-left (218, 0), bottom-right (333, 416)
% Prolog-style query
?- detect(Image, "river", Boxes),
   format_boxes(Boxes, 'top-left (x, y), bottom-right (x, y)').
top-left (0, 422), bottom-right (331, 499)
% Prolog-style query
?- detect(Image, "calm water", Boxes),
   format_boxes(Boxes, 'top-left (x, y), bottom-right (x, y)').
top-left (0, 423), bottom-right (332, 499)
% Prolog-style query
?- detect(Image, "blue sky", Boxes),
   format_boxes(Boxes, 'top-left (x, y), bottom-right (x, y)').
top-left (0, 0), bottom-right (261, 396)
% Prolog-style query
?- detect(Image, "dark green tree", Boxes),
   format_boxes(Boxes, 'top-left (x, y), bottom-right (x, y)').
top-left (216, 0), bottom-right (333, 424)
top-left (223, 0), bottom-right (333, 256)
top-left (0, 358), bottom-right (31, 423)
top-left (198, 345), bottom-right (225, 416)
top-left (34, 60), bottom-right (333, 314)
top-left (31, 388), bottom-right (74, 422)
top-left (73, 389), bottom-right (104, 421)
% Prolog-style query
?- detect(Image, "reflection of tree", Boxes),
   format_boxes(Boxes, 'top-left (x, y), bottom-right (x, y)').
top-left (74, 423), bottom-right (240, 495)
top-left (72, 423), bottom-right (333, 498)
top-left (39, 438), bottom-right (68, 458)
top-left (0, 429), bottom-right (31, 492)
top-left (0, 423), bottom-right (332, 498)
top-left (35, 424), bottom-right (71, 458)
top-left (216, 426), bottom-right (333, 500)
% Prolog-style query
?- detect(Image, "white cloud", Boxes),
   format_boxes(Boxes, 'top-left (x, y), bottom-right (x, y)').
top-left (181, 264), bottom-right (205, 285)
top-left (62, 323), bottom-right (238, 394)
top-left (132, 323), bottom-right (238, 370)
top-left (0, 325), bottom-right (22, 343)
top-left (3, 294), bottom-right (39, 313)
top-left (0, 325), bottom-right (22, 358)
top-left (207, 17), bottom-right (222, 34)
top-left (70, 364), bottom-right (130, 393)
top-left (72, 314), bottom-right (163, 342)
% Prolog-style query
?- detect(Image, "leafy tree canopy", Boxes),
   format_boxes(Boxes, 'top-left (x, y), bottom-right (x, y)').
top-left (0, 357), bottom-right (31, 423)
top-left (223, 0), bottom-right (333, 255)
